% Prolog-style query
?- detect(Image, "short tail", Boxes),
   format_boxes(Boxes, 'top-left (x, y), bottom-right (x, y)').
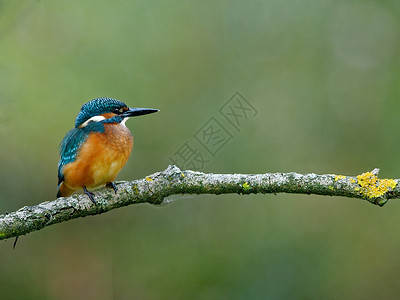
top-left (57, 182), bottom-right (75, 198)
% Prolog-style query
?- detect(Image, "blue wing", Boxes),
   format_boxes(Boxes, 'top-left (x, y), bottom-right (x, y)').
top-left (58, 128), bottom-right (90, 185)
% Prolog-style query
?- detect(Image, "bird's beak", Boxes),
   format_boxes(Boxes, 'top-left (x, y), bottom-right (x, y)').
top-left (121, 108), bottom-right (159, 118)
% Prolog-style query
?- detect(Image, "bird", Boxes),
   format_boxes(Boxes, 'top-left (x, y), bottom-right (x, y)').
top-left (57, 97), bottom-right (159, 203)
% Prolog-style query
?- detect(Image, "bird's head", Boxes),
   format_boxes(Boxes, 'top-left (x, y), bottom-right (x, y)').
top-left (75, 97), bottom-right (159, 128)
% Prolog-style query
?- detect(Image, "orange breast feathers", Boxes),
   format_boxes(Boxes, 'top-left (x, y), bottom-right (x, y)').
top-left (60, 124), bottom-right (134, 193)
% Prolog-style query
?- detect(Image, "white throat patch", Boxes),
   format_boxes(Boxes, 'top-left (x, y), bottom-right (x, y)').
top-left (121, 117), bottom-right (129, 127)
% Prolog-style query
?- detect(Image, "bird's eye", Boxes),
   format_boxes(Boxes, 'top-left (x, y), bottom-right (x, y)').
top-left (113, 108), bottom-right (126, 114)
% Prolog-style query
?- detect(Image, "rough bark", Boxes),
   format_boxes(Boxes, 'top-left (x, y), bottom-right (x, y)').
top-left (0, 165), bottom-right (397, 241)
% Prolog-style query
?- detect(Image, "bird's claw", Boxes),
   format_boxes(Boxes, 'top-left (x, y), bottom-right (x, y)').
top-left (106, 182), bottom-right (118, 194)
top-left (83, 186), bottom-right (97, 204)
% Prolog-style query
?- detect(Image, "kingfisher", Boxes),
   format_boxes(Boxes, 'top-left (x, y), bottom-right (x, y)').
top-left (57, 97), bottom-right (158, 203)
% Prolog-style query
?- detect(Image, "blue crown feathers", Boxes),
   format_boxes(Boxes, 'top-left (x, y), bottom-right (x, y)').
top-left (74, 97), bottom-right (127, 128)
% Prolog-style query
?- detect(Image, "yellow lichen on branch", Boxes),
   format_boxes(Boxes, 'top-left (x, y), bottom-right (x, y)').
top-left (242, 182), bottom-right (250, 191)
top-left (334, 175), bottom-right (346, 181)
top-left (355, 171), bottom-right (397, 199)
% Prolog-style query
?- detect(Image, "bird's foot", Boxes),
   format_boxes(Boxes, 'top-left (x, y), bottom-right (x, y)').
top-left (106, 182), bottom-right (118, 194)
top-left (83, 186), bottom-right (97, 204)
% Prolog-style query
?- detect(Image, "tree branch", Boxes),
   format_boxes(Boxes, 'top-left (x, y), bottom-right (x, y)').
top-left (0, 165), bottom-right (398, 241)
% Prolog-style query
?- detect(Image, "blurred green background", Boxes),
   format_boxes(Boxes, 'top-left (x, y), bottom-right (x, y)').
top-left (1, 0), bottom-right (400, 299)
